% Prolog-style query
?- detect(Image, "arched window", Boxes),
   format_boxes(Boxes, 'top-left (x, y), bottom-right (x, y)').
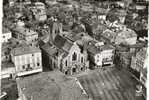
top-left (65, 60), bottom-right (67, 66)
top-left (72, 52), bottom-right (77, 61)
top-left (81, 57), bottom-right (84, 63)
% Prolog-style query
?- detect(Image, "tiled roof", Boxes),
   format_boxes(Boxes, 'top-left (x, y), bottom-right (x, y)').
top-left (62, 40), bottom-right (73, 52)
top-left (117, 28), bottom-right (137, 38)
top-left (13, 27), bottom-right (37, 36)
top-left (92, 23), bottom-right (108, 33)
top-left (102, 29), bottom-right (118, 42)
top-left (86, 40), bottom-right (114, 55)
top-left (41, 43), bottom-right (58, 56)
top-left (54, 35), bottom-right (67, 49)
top-left (11, 46), bottom-right (41, 56)
top-left (54, 35), bottom-right (74, 52)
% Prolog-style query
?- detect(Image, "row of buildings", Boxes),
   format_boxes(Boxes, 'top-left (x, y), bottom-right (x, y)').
top-left (2, 1), bottom-right (147, 100)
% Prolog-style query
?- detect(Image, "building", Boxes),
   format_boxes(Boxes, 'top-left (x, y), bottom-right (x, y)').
top-left (51, 21), bottom-right (63, 42)
top-left (12, 27), bottom-right (38, 46)
top-left (140, 67), bottom-right (147, 98)
top-left (41, 42), bottom-right (59, 71)
top-left (101, 29), bottom-right (118, 44)
top-left (16, 71), bottom-right (88, 100)
top-left (115, 28), bottom-right (137, 45)
top-left (42, 35), bottom-right (89, 75)
top-left (86, 40), bottom-right (115, 69)
top-left (96, 8), bottom-right (109, 20)
top-left (117, 48), bottom-right (132, 69)
top-left (130, 47), bottom-right (147, 79)
top-left (10, 46), bottom-right (42, 76)
top-left (130, 47), bottom-right (147, 72)
top-left (8, 0), bottom-right (16, 6)
top-left (102, 27), bottom-right (137, 45)
top-left (30, 2), bottom-right (47, 21)
top-left (2, 27), bottom-right (12, 43)
top-left (1, 62), bottom-right (15, 79)
top-left (1, 45), bottom-right (11, 62)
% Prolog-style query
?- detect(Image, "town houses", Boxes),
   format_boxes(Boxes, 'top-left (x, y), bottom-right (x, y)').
top-left (1, 0), bottom-right (148, 100)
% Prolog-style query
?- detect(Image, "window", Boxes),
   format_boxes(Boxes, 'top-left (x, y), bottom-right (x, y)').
top-left (32, 54), bottom-right (34, 56)
top-left (81, 57), bottom-right (84, 63)
top-left (37, 63), bottom-right (40, 66)
top-left (72, 52), bottom-right (77, 61)
top-left (65, 60), bottom-right (67, 66)
top-left (27, 64), bottom-right (30, 68)
top-left (22, 65), bottom-right (25, 69)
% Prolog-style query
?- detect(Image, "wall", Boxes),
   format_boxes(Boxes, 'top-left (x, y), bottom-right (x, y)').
top-left (61, 43), bottom-right (88, 75)
top-left (2, 32), bottom-right (12, 43)
top-left (13, 52), bottom-right (42, 76)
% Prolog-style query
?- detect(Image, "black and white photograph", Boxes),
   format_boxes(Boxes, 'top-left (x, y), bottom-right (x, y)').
top-left (0, 0), bottom-right (148, 100)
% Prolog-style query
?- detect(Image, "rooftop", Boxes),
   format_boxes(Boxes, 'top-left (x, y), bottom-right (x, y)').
top-left (87, 40), bottom-right (114, 55)
top-left (41, 42), bottom-right (58, 56)
top-left (54, 35), bottom-right (74, 52)
top-left (13, 27), bottom-right (37, 36)
top-left (117, 28), bottom-right (137, 38)
top-left (11, 46), bottom-right (41, 56)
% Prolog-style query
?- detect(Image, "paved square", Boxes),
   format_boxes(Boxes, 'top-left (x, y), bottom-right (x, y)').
top-left (77, 68), bottom-right (142, 100)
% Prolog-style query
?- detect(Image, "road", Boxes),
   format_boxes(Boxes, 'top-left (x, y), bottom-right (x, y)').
top-left (77, 67), bottom-right (145, 100)
top-left (1, 78), bottom-right (18, 100)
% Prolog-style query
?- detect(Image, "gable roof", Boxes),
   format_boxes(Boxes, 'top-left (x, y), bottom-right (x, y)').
top-left (41, 42), bottom-right (58, 56)
top-left (54, 35), bottom-right (67, 49)
top-left (53, 35), bottom-right (74, 52)
top-left (11, 46), bottom-right (41, 56)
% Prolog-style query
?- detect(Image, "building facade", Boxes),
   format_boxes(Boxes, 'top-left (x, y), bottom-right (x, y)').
top-left (2, 27), bottom-right (12, 43)
top-left (31, 2), bottom-right (47, 21)
top-left (10, 46), bottom-right (42, 76)
top-left (87, 40), bottom-right (115, 69)
top-left (130, 47), bottom-right (147, 73)
top-left (12, 27), bottom-right (38, 46)
top-left (102, 27), bottom-right (137, 45)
